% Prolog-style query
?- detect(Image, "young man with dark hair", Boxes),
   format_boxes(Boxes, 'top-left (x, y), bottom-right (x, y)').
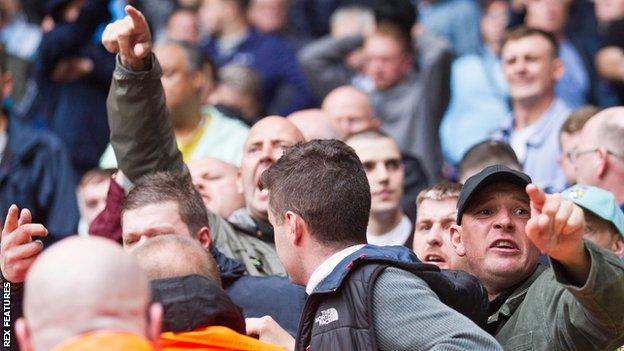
top-left (346, 130), bottom-right (414, 248)
top-left (450, 165), bottom-right (624, 349)
top-left (251, 139), bottom-right (502, 351)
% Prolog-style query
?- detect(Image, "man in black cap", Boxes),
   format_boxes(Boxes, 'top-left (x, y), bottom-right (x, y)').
top-left (450, 165), bottom-right (624, 350)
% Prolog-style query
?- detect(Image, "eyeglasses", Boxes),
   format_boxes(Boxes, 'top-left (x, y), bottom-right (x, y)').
top-left (566, 148), bottom-right (624, 164)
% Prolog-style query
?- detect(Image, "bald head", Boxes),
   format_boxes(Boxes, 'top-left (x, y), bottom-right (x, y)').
top-left (21, 237), bottom-right (150, 350)
top-left (322, 86), bottom-right (378, 138)
top-left (287, 109), bottom-right (341, 141)
top-left (188, 157), bottom-right (244, 218)
top-left (240, 116), bottom-right (304, 220)
top-left (133, 234), bottom-right (221, 286)
top-left (576, 107), bottom-right (624, 202)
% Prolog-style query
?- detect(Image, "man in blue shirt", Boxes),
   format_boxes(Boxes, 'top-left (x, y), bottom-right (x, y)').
top-left (494, 26), bottom-right (570, 193)
top-left (198, 0), bottom-right (313, 116)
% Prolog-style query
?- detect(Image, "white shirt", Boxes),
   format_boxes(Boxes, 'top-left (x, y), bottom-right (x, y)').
top-left (305, 244), bottom-right (366, 294)
top-left (509, 122), bottom-right (538, 163)
top-left (366, 215), bottom-right (412, 247)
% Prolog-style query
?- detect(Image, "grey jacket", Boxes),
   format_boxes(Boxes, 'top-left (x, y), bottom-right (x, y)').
top-left (298, 33), bottom-right (451, 181)
top-left (107, 55), bottom-right (285, 276)
top-left (492, 240), bottom-right (624, 350)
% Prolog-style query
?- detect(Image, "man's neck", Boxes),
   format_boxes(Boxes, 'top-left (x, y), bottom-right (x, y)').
top-left (219, 18), bottom-right (249, 45)
top-left (368, 209), bottom-right (404, 236)
top-left (512, 94), bottom-right (554, 130)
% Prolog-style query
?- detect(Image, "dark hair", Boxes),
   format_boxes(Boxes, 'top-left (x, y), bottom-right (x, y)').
top-left (159, 40), bottom-right (204, 72)
top-left (123, 171), bottom-right (209, 236)
top-left (561, 105), bottom-right (601, 135)
top-left (373, 0), bottom-right (416, 35)
top-left (79, 168), bottom-right (115, 188)
top-left (261, 140), bottom-right (370, 247)
top-left (502, 26), bottom-right (559, 57)
top-left (228, 0), bottom-right (250, 12)
top-left (370, 22), bottom-right (413, 56)
top-left (459, 140), bottom-right (521, 181)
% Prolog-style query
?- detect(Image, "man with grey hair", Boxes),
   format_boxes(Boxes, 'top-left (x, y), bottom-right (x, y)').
top-left (575, 107), bottom-right (624, 211)
top-left (210, 64), bottom-right (263, 125)
top-left (15, 236), bottom-right (161, 350)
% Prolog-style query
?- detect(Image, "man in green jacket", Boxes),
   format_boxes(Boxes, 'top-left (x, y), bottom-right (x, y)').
top-left (450, 165), bottom-right (624, 350)
top-left (102, 6), bottom-right (303, 276)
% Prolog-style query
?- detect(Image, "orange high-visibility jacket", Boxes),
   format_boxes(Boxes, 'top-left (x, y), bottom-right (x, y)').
top-left (160, 326), bottom-right (284, 351)
top-left (53, 331), bottom-right (155, 351)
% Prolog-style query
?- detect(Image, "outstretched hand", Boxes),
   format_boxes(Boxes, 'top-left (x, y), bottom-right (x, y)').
top-left (102, 5), bottom-right (152, 71)
top-left (0, 205), bottom-right (48, 283)
top-left (525, 184), bottom-right (589, 283)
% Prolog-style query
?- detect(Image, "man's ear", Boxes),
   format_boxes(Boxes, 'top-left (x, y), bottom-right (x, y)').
top-left (191, 71), bottom-right (206, 93)
top-left (197, 226), bottom-right (212, 250)
top-left (596, 148), bottom-right (610, 178)
top-left (552, 57), bottom-right (565, 81)
top-left (284, 211), bottom-right (305, 246)
top-left (613, 237), bottom-right (624, 258)
top-left (236, 170), bottom-right (244, 195)
top-left (450, 224), bottom-right (467, 257)
top-left (2, 72), bottom-right (13, 100)
top-left (148, 303), bottom-right (163, 345)
top-left (15, 318), bottom-right (33, 351)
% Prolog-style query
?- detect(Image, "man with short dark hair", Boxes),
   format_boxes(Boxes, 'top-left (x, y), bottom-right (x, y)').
top-left (251, 139), bottom-right (502, 350)
top-left (494, 26), bottom-right (570, 192)
top-left (458, 140), bottom-right (521, 184)
top-left (346, 130), bottom-right (414, 247)
top-left (450, 165), bottom-right (624, 349)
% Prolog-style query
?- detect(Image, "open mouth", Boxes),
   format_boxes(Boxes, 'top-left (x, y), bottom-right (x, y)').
top-left (424, 254), bottom-right (446, 263)
top-left (489, 239), bottom-right (520, 252)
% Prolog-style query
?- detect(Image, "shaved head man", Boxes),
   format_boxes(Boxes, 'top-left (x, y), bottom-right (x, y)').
top-left (237, 116), bottom-right (304, 221)
top-left (15, 236), bottom-right (161, 350)
top-left (188, 157), bottom-right (244, 218)
top-left (322, 85), bottom-right (380, 138)
top-left (287, 109), bottom-right (341, 141)
top-left (575, 107), bottom-right (624, 208)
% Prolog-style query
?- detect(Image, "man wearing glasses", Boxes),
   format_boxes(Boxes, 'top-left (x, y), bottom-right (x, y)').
top-left (574, 107), bottom-right (624, 212)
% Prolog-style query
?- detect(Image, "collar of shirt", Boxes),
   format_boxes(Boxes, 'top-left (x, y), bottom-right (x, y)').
top-left (366, 215), bottom-right (412, 246)
top-left (305, 244), bottom-right (366, 295)
top-left (498, 99), bottom-right (570, 147)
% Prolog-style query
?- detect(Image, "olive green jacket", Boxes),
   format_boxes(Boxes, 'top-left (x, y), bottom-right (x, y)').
top-left (491, 240), bottom-right (624, 350)
top-left (106, 54), bottom-right (285, 276)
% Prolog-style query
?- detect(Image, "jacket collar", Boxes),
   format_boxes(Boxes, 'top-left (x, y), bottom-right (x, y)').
top-left (209, 244), bottom-right (246, 288)
top-left (487, 264), bottom-right (547, 329)
top-left (312, 245), bottom-right (421, 294)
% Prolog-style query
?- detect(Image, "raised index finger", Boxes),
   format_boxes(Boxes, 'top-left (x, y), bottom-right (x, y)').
top-left (125, 5), bottom-right (148, 32)
top-left (526, 184), bottom-right (546, 214)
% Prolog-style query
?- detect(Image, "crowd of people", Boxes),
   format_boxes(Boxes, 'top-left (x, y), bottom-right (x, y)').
top-left (0, 0), bottom-right (623, 350)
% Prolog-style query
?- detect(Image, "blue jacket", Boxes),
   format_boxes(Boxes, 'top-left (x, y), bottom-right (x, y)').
top-left (211, 245), bottom-right (307, 336)
top-left (29, 0), bottom-right (114, 176)
top-left (0, 118), bottom-right (79, 245)
top-left (200, 28), bottom-right (314, 116)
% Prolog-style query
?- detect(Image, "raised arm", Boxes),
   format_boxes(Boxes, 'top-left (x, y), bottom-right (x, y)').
top-left (102, 6), bottom-right (187, 183)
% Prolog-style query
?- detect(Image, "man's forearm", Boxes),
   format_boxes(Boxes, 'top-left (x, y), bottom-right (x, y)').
top-left (107, 54), bottom-right (187, 182)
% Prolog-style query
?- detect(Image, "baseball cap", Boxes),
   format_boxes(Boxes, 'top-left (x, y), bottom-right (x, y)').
top-left (561, 185), bottom-right (624, 238)
top-left (456, 165), bottom-right (532, 225)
